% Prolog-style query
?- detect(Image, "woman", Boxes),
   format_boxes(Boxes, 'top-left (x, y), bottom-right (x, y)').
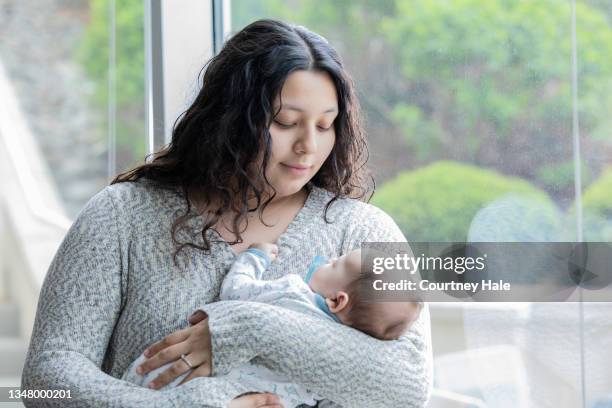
top-left (22, 19), bottom-right (432, 407)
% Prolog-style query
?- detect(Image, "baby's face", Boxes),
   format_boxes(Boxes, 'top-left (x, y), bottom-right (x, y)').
top-left (308, 250), bottom-right (361, 297)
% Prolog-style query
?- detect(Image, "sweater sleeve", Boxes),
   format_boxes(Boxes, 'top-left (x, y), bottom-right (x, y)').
top-left (21, 188), bottom-right (247, 407)
top-left (202, 205), bottom-right (433, 408)
top-left (219, 249), bottom-right (269, 301)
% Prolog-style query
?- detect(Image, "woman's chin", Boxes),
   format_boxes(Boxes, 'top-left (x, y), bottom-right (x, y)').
top-left (269, 182), bottom-right (309, 199)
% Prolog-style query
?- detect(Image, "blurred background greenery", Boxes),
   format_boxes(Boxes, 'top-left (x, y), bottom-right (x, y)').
top-left (78, 0), bottom-right (146, 174)
top-left (77, 0), bottom-right (612, 242)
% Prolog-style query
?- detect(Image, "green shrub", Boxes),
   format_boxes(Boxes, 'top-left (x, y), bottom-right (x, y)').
top-left (371, 161), bottom-right (559, 241)
top-left (77, 0), bottom-right (144, 107)
top-left (581, 168), bottom-right (612, 240)
top-left (536, 160), bottom-right (592, 193)
top-left (76, 0), bottom-right (146, 171)
top-left (583, 168), bottom-right (612, 218)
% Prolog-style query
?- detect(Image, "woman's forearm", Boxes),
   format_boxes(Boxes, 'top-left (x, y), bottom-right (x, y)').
top-left (202, 301), bottom-right (432, 407)
top-left (22, 189), bottom-right (245, 407)
top-left (22, 349), bottom-right (247, 407)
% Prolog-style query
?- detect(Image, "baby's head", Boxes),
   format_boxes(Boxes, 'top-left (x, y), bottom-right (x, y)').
top-left (307, 249), bottom-right (422, 340)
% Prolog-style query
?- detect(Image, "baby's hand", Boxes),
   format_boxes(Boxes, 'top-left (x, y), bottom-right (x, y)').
top-left (249, 243), bottom-right (279, 262)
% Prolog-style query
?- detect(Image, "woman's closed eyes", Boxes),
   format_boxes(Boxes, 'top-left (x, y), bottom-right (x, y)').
top-left (273, 119), bottom-right (333, 132)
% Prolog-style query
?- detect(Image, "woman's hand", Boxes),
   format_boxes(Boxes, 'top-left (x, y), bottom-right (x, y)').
top-left (136, 310), bottom-right (212, 389)
top-left (228, 393), bottom-right (284, 408)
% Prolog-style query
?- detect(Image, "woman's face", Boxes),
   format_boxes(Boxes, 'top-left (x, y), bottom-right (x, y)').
top-left (265, 70), bottom-right (338, 198)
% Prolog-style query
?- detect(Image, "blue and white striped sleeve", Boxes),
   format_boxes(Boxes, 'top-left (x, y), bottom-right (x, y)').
top-left (219, 248), bottom-right (271, 301)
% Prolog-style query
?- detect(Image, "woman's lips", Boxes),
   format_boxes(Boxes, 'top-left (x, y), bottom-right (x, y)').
top-left (281, 163), bottom-right (312, 176)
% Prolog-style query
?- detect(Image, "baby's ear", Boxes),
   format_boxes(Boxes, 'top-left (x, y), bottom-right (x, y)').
top-left (327, 291), bottom-right (350, 313)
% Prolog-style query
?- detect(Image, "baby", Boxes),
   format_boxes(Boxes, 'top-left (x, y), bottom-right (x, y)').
top-left (123, 243), bottom-right (422, 407)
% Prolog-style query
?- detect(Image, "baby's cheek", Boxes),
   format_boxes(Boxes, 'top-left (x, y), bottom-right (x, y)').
top-left (340, 271), bottom-right (354, 287)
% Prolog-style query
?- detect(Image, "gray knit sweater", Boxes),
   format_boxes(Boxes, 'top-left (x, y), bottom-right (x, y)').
top-left (22, 180), bottom-right (432, 407)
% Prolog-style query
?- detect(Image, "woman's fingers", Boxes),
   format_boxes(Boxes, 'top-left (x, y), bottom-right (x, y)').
top-left (176, 359), bottom-right (212, 386)
top-left (147, 354), bottom-right (194, 389)
top-left (176, 369), bottom-right (197, 387)
top-left (139, 314), bottom-right (213, 389)
top-left (188, 309), bottom-right (208, 326)
top-left (138, 341), bottom-right (189, 375)
top-left (143, 328), bottom-right (189, 358)
top-left (148, 346), bottom-right (211, 389)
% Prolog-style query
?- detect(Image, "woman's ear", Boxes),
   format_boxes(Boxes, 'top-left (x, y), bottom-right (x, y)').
top-left (326, 291), bottom-right (350, 313)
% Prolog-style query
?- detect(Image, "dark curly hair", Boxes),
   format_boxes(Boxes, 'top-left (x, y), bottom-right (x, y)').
top-left (112, 19), bottom-right (372, 261)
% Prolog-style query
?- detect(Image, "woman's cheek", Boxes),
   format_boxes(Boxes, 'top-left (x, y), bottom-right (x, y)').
top-left (320, 133), bottom-right (336, 164)
top-left (269, 130), bottom-right (292, 159)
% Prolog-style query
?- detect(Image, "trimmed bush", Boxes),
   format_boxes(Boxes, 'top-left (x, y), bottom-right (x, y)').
top-left (581, 168), bottom-right (612, 241)
top-left (372, 161), bottom-right (559, 242)
top-left (583, 168), bottom-right (612, 218)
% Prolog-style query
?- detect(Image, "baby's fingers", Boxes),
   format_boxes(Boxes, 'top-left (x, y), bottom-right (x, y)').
top-left (228, 393), bottom-right (284, 408)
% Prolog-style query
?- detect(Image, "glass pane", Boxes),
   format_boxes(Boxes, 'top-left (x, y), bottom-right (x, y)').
top-left (0, 0), bottom-right (145, 219)
top-left (0, 0), bottom-right (145, 388)
top-left (77, 0), bottom-right (147, 214)
top-left (577, 1), bottom-right (612, 407)
top-left (230, 1), bottom-right (605, 406)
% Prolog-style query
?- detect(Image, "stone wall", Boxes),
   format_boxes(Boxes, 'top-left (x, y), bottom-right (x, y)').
top-left (0, 0), bottom-right (108, 218)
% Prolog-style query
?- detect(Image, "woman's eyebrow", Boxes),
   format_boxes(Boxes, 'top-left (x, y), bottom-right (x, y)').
top-left (282, 104), bottom-right (338, 114)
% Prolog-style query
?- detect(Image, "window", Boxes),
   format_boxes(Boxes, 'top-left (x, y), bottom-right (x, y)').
top-left (231, 1), bottom-right (612, 406)
top-left (0, 0), bottom-right (146, 218)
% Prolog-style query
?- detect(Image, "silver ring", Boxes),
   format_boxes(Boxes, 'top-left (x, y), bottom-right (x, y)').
top-left (180, 353), bottom-right (194, 369)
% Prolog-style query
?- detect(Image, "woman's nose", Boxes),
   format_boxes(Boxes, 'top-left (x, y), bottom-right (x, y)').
top-left (295, 124), bottom-right (318, 154)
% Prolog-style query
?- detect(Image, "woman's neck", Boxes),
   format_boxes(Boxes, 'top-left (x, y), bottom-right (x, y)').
top-left (252, 187), bottom-right (309, 210)
top-left (191, 185), bottom-right (309, 221)
top-left (243, 187), bottom-right (309, 222)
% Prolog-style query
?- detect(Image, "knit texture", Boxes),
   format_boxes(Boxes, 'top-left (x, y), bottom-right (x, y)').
top-left (22, 179), bottom-right (432, 407)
